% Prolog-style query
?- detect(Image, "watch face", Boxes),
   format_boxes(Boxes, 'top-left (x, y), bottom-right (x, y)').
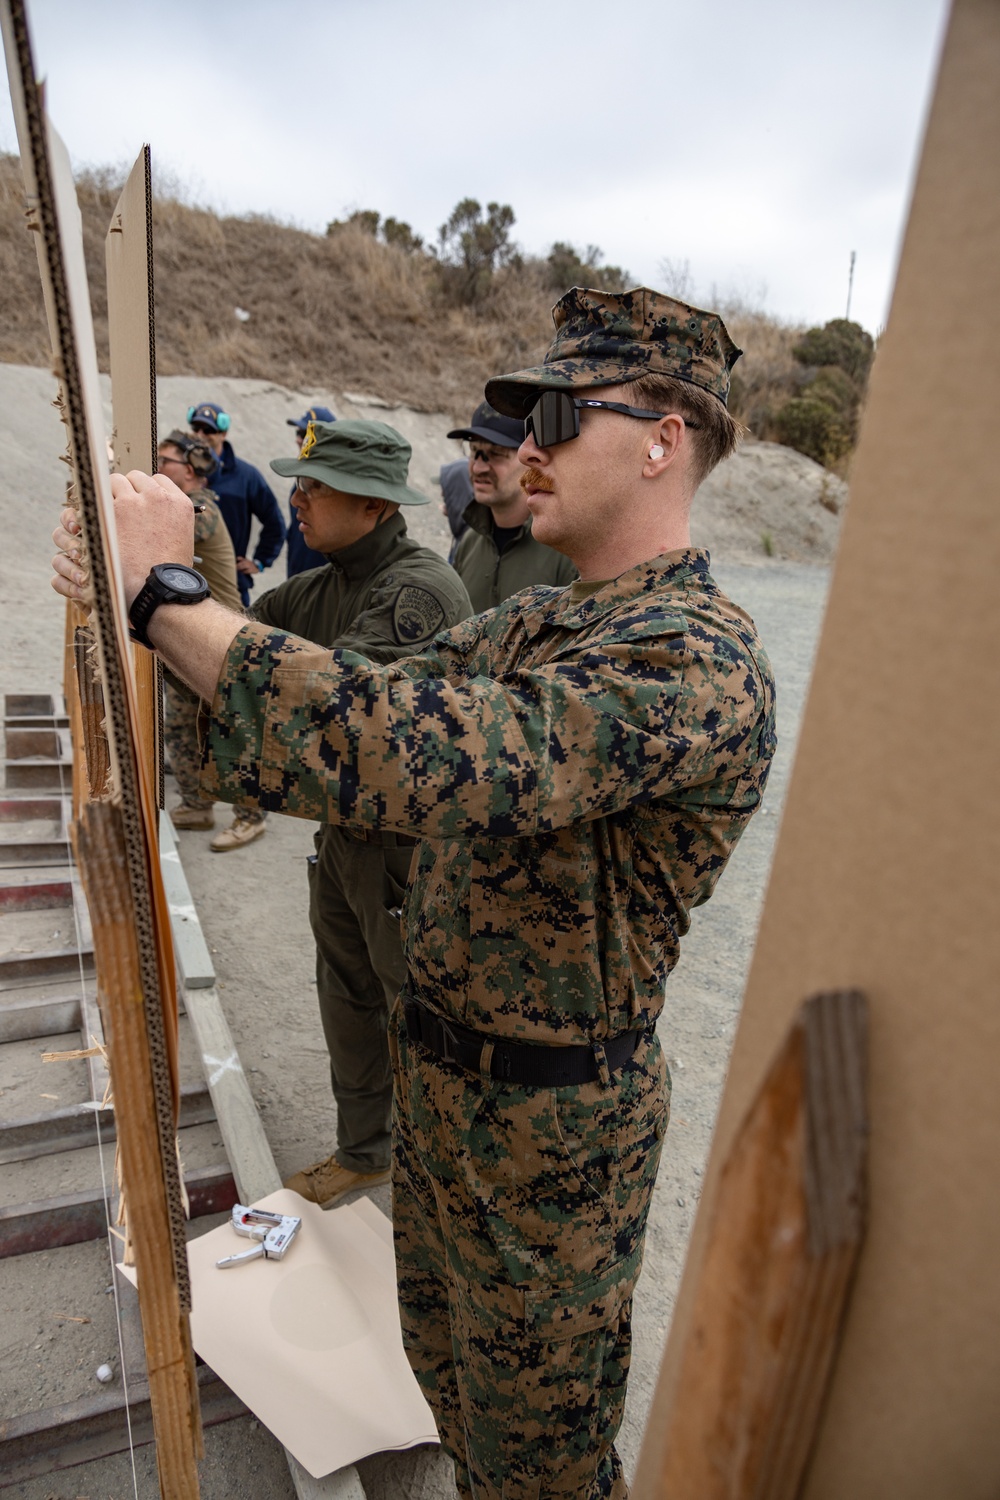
top-left (159, 565), bottom-right (202, 593)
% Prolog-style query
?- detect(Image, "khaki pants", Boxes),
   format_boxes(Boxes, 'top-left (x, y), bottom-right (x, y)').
top-left (390, 1009), bottom-right (669, 1499)
top-left (307, 824), bottom-right (413, 1173)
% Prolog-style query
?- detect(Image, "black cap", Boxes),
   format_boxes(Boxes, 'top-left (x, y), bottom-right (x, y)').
top-left (447, 400), bottom-right (523, 449)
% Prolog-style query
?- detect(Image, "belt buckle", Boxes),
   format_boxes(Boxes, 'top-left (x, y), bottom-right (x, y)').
top-left (437, 1018), bottom-right (462, 1066)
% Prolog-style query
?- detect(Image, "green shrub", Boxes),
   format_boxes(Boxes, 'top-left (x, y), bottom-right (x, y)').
top-left (382, 217), bottom-right (423, 254)
top-left (792, 318), bottom-right (874, 385)
top-left (774, 395), bottom-right (852, 467)
top-left (436, 198), bottom-right (519, 306)
top-left (546, 241), bottom-right (629, 295)
top-left (326, 208), bottom-right (381, 237)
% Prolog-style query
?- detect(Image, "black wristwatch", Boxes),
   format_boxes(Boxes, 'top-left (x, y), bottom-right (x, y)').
top-left (128, 564), bottom-right (210, 650)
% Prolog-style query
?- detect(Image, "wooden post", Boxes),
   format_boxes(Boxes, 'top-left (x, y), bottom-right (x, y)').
top-left (106, 145), bottom-right (164, 811)
top-left (1, 2), bottom-right (202, 1493)
top-left (646, 993), bottom-right (867, 1499)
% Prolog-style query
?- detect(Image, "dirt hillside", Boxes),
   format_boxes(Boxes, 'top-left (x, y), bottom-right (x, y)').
top-left (0, 153), bottom-right (814, 442)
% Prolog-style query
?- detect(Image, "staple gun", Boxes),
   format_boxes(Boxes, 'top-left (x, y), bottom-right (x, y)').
top-left (216, 1204), bottom-right (302, 1268)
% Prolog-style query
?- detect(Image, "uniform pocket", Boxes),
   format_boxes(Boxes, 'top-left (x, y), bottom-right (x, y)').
top-left (468, 1086), bottom-right (613, 1289)
top-left (451, 1245), bottom-right (642, 1499)
top-left (523, 1240), bottom-right (642, 1340)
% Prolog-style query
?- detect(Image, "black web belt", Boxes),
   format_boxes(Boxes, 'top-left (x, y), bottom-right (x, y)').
top-left (403, 990), bottom-right (641, 1087)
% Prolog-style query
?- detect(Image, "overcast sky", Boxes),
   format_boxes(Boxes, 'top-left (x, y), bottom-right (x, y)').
top-left (1, 0), bottom-right (950, 334)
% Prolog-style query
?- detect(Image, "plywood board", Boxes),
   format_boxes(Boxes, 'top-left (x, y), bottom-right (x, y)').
top-left (0, 2), bottom-right (199, 1492)
top-left (636, 2), bottom-right (1000, 1494)
top-left (106, 146), bottom-right (163, 808)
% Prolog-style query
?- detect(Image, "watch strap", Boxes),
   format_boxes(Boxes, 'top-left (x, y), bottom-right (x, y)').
top-left (128, 566), bottom-right (210, 651)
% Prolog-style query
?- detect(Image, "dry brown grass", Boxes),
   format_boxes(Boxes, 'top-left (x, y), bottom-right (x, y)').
top-left (723, 303), bottom-right (808, 440)
top-left (0, 152), bottom-right (807, 429)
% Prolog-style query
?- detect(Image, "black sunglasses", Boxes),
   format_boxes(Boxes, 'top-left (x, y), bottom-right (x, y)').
top-left (524, 390), bottom-right (699, 447)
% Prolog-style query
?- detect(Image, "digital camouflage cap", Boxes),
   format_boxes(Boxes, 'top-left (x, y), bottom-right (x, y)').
top-left (270, 420), bottom-right (428, 506)
top-left (485, 286), bottom-right (742, 418)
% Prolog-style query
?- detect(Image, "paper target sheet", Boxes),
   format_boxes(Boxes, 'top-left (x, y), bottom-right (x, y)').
top-left (121, 1188), bottom-right (438, 1478)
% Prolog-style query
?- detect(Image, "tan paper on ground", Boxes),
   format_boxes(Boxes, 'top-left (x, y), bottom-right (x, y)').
top-left (121, 1189), bottom-right (438, 1477)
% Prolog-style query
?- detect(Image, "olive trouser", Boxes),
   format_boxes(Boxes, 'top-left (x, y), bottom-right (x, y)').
top-left (390, 1008), bottom-right (669, 1500)
top-left (307, 823), bottom-right (413, 1174)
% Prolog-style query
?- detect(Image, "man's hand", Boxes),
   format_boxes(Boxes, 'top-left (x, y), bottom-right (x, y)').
top-left (51, 508), bottom-right (87, 600)
top-left (235, 555), bottom-right (258, 577)
top-left (51, 470), bottom-right (195, 608)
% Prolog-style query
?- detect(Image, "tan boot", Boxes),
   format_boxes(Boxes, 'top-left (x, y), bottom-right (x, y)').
top-left (283, 1155), bottom-right (390, 1208)
top-left (210, 813), bottom-right (267, 852)
top-left (170, 802), bottom-right (215, 831)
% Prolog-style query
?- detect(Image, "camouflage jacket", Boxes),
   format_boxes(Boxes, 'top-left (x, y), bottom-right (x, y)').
top-left (453, 500), bottom-right (578, 612)
top-left (251, 511), bottom-right (471, 664)
top-left (202, 549), bottom-right (776, 1044)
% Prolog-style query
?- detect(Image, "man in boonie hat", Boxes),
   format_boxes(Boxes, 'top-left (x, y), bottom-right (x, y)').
top-left (51, 287), bottom-right (775, 1499)
top-left (257, 419), bottom-right (471, 1210)
top-left (284, 404), bottom-right (337, 577)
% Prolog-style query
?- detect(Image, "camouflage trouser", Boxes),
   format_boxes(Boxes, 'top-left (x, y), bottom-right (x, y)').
top-left (389, 1009), bottom-right (669, 1499)
top-left (163, 672), bottom-right (212, 810)
top-left (307, 824), bottom-right (414, 1173)
top-left (164, 672), bottom-right (266, 824)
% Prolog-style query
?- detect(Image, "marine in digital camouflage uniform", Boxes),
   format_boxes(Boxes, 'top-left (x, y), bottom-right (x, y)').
top-left (190, 289), bottom-right (777, 1498)
top-left (258, 420), bottom-right (472, 1207)
top-left (71, 289), bottom-right (776, 1499)
top-left (156, 432), bottom-right (242, 830)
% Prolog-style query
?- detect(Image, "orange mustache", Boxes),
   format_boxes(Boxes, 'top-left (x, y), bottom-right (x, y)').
top-left (520, 467), bottom-right (553, 493)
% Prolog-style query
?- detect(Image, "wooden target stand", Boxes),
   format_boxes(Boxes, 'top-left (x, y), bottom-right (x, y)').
top-left (635, 1), bottom-right (1000, 1494)
top-left (1, 5), bottom-right (200, 1495)
top-left (1, 8), bottom-right (371, 1496)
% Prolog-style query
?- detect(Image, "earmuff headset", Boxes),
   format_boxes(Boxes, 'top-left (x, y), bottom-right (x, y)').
top-left (187, 404), bottom-right (231, 432)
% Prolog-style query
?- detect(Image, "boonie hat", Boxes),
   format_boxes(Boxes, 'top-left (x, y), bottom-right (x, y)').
top-left (270, 420), bottom-right (428, 506)
top-left (485, 286), bottom-right (741, 418)
top-left (161, 428), bottom-right (217, 479)
top-left (287, 404), bottom-right (336, 431)
top-left (447, 400), bottom-right (523, 449)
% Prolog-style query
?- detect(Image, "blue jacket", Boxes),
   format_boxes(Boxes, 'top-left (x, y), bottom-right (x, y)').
top-left (211, 441), bottom-right (285, 603)
top-left (285, 483), bottom-right (329, 576)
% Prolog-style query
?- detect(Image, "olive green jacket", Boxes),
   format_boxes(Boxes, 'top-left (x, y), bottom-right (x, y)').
top-left (192, 487), bottom-right (242, 614)
top-left (452, 501), bottom-right (577, 613)
top-left (251, 511), bottom-right (471, 665)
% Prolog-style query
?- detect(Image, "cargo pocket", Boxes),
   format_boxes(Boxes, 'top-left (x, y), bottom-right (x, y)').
top-left (453, 1246), bottom-right (642, 1499)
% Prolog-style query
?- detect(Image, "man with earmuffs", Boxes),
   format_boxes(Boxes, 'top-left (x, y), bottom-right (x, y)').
top-left (187, 400), bottom-right (285, 608)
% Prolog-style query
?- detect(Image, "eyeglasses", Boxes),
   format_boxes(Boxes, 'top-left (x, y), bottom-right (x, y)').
top-left (294, 476), bottom-right (329, 497)
top-left (464, 442), bottom-right (516, 466)
top-left (157, 455), bottom-right (191, 471)
top-left (191, 424), bottom-right (216, 437)
top-left (523, 390), bottom-right (699, 448)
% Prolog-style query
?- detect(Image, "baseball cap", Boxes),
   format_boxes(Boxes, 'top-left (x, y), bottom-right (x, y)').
top-left (188, 401), bottom-right (228, 432)
top-left (485, 287), bottom-right (742, 418)
top-left (446, 400), bottom-right (523, 449)
top-left (287, 405), bottom-right (336, 431)
top-left (270, 420), bottom-right (428, 506)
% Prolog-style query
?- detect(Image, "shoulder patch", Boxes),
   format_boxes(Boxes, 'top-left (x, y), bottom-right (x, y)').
top-left (391, 584), bottom-right (446, 643)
